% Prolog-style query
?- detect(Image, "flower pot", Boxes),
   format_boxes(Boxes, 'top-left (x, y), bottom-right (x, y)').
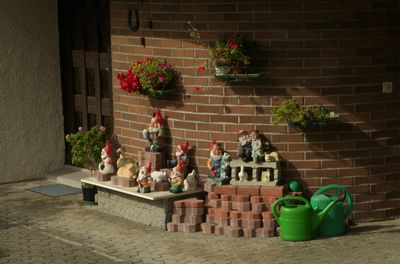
top-left (214, 66), bottom-right (232, 76)
top-left (82, 186), bottom-right (97, 201)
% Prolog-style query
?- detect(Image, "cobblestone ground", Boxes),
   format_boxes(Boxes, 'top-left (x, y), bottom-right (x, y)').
top-left (0, 180), bottom-right (399, 264)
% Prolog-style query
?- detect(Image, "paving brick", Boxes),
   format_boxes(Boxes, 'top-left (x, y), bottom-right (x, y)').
top-left (206, 215), bottom-right (215, 224)
top-left (262, 211), bottom-right (274, 220)
top-left (224, 227), bottom-right (243, 237)
top-left (262, 219), bottom-right (276, 229)
top-left (242, 219), bottom-right (262, 229)
top-left (182, 223), bottom-right (200, 233)
top-left (230, 218), bottom-right (243, 228)
top-left (151, 181), bottom-right (170, 191)
top-left (172, 214), bottom-right (204, 224)
top-left (215, 225), bottom-right (225, 236)
top-left (201, 222), bottom-right (215, 234)
top-left (230, 211), bottom-right (242, 219)
top-left (216, 217), bottom-right (230, 226)
top-left (243, 228), bottom-right (257, 238)
top-left (111, 175), bottom-right (119, 185)
top-left (236, 195), bottom-right (250, 202)
top-left (250, 196), bottom-right (264, 203)
top-left (207, 207), bottom-right (215, 216)
top-left (252, 203), bottom-right (268, 213)
top-left (167, 222), bottom-right (178, 232)
top-left (221, 201), bottom-right (232, 210)
top-left (204, 182), bottom-right (215, 193)
top-left (256, 228), bottom-right (275, 238)
top-left (214, 185), bottom-right (237, 195)
top-left (210, 199), bottom-right (222, 208)
top-left (173, 207), bottom-right (205, 216)
top-left (221, 194), bottom-right (232, 201)
top-left (237, 202), bottom-right (252, 212)
top-left (237, 186), bottom-right (260, 196)
top-left (214, 209), bottom-right (230, 218)
top-left (260, 186), bottom-right (285, 196)
top-left (241, 212), bottom-right (261, 220)
top-left (96, 171), bottom-right (113, 181)
top-left (232, 201), bottom-right (239, 210)
top-left (208, 192), bottom-right (219, 199)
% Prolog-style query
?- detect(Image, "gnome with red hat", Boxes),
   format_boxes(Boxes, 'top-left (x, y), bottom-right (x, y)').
top-left (167, 141), bottom-right (189, 170)
top-left (142, 110), bottom-right (165, 152)
top-left (137, 162), bottom-right (153, 193)
top-left (169, 160), bottom-right (185, 193)
top-left (98, 139), bottom-right (115, 175)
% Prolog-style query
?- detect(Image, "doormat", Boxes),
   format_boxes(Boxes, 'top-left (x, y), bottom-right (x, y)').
top-left (26, 184), bottom-right (81, 197)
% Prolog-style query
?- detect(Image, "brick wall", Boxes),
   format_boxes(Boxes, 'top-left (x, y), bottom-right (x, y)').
top-left (110, 0), bottom-right (400, 221)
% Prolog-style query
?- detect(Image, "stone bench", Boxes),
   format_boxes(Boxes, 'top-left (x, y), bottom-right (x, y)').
top-left (229, 159), bottom-right (281, 186)
top-left (81, 177), bottom-right (204, 229)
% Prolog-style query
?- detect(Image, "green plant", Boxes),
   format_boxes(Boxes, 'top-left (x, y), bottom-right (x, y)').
top-left (117, 58), bottom-right (176, 95)
top-left (209, 32), bottom-right (256, 69)
top-left (272, 99), bottom-right (338, 127)
top-left (65, 126), bottom-right (106, 169)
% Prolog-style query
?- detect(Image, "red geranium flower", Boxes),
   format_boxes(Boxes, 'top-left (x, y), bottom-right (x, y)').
top-left (229, 41), bottom-right (238, 49)
top-left (194, 86), bottom-right (202, 93)
top-left (197, 66), bottom-right (205, 73)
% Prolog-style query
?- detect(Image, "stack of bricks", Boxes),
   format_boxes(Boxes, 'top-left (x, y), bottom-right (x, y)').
top-left (138, 150), bottom-right (165, 171)
top-left (166, 198), bottom-right (205, 233)
top-left (201, 184), bottom-right (285, 238)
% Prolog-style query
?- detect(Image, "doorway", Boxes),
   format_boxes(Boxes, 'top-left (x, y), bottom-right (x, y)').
top-left (58, 0), bottom-right (113, 164)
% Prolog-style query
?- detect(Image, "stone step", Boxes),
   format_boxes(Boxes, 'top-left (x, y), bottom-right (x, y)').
top-left (45, 165), bottom-right (90, 189)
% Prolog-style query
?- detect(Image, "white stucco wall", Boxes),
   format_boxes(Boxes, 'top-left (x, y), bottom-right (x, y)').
top-left (0, 0), bottom-right (64, 183)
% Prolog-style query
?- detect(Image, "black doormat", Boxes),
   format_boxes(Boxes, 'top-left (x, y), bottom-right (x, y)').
top-left (26, 184), bottom-right (81, 197)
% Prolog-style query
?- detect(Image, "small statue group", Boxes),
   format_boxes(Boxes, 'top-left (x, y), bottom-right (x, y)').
top-left (238, 130), bottom-right (270, 162)
top-left (143, 110), bottom-right (165, 152)
top-left (207, 140), bottom-right (231, 185)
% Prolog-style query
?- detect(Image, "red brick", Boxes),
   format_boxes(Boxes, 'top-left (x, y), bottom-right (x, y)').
top-left (252, 203), bottom-right (268, 212)
top-left (242, 219), bottom-right (262, 229)
top-left (262, 212), bottom-right (274, 220)
top-left (263, 219), bottom-right (276, 229)
top-left (151, 181), bottom-right (170, 191)
top-left (201, 223), bottom-right (215, 234)
top-left (224, 227), bottom-right (243, 237)
top-left (210, 199), bottom-right (222, 208)
top-left (236, 195), bottom-right (250, 202)
top-left (260, 186), bottom-right (285, 196)
top-left (186, 199), bottom-right (204, 208)
top-left (232, 201), bottom-right (239, 210)
top-left (207, 208), bottom-right (215, 216)
top-left (174, 200), bottom-right (186, 208)
top-left (216, 217), bottom-right (230, 226)
top-left (256, 228), bottom-right (275, 238)
top-left (237, 202), bottom-right (252, 212)
top-left (173, 207), bottom-right (205, 216)
top-left (215, 225), bottom-right (225, 236)
top-left (230, 211), bottom-right (242, 219)
top-left (167, 222), bottom-right (178, 232)
top-left (204, 182), bottom-right (215, 193)
top-left (250, 196), bottom-right (264, 203)
top-left (243, 228), bottom-right (256, 238)
top-left (241, 212), bottom-right (261, 220)
top-left (237, 186), bottom-right (260, 196)
top-left (220, 195), bottom-right (232, 201)
top-left (208, 192), bottom-right (219, 199)
top-left (172, 214), bottom-right (204, 225)
top-left (221, 201), bottom-right (233, 210)
top-left (214, 209), bottom-right (230, 218)
top-left (231, 195), bottom-right (238, 202)
top-left (182, 223), bottom-right (200, 233)
top-left (230, 218), bottom-right (243, 228)
top-left (214, 185), bottom-right (237, 195)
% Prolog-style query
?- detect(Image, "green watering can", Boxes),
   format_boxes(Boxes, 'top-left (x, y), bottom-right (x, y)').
top-left (311, 184), bottom-right (353, 237)
top-left (272, 195), bottom-right (344, 241)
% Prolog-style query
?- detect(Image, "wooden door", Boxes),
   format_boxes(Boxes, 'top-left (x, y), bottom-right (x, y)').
top-left (58, 0), bottom-right (113, 164)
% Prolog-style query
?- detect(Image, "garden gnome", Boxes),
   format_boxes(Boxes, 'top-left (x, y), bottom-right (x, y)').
top-left (98, 140), bottom-right (115, 174)
top-left (238, 130), bottom-right (252, 162)
top-left (167, 141), bottom-right (189, 170)
top-left (249, 130), bottom-right (265, 162)
top-left (169, 160), bottom-right (185, 193)
top-left (142, 110), bottom-right (165, 152)
top-left (137, 162), bottom-right (153, 193)
top-left (207, 140), bottom-right (228, 185)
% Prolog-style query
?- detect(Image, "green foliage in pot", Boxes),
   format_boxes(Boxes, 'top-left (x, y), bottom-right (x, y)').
top-left (273, 99), bottom-right (338, 127)
top-left (65, 126), bottom-right (107, 169)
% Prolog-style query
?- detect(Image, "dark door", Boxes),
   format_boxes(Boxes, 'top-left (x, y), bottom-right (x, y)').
top-left (58, 0), bottom-right (113, 164)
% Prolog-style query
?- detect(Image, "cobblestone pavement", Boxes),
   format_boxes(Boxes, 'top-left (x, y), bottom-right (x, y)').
top-left (1, 180), bottom-right (399, 264)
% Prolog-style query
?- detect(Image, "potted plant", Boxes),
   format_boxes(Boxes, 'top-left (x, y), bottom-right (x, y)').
top-left (209, 32), bottom-right (256, 76)
top-left (65, 126), bottom-right (106, 201)
top-left (117, 57), bottom-right (176, 97)
top-left (272, 99), bottom-right (338, 127)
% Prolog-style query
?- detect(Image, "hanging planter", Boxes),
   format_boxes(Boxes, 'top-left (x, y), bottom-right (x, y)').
top-left (117, 58), bottom-right (176, 97)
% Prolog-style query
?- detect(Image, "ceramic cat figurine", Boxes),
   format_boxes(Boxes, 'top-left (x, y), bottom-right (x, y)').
top-left (261, 169), bottom-right (271, 183)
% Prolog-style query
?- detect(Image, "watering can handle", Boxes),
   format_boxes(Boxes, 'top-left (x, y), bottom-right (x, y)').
top-left (271, 196), bottom-right (310, 226)
top-left (312, 184), bottom-right (353, 219)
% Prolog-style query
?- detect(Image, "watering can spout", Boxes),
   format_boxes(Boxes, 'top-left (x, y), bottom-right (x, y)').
top-left (312, 193), bottom-right (346, 233)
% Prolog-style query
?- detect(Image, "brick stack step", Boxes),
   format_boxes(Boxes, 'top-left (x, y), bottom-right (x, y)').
top-left (201, 184), bottom-right (285, 238)
top-left (167, 198), bottom-right (205, 233)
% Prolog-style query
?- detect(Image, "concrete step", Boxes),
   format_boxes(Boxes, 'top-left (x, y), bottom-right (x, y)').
top-left (45, 165), bottom-right (91, 189)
